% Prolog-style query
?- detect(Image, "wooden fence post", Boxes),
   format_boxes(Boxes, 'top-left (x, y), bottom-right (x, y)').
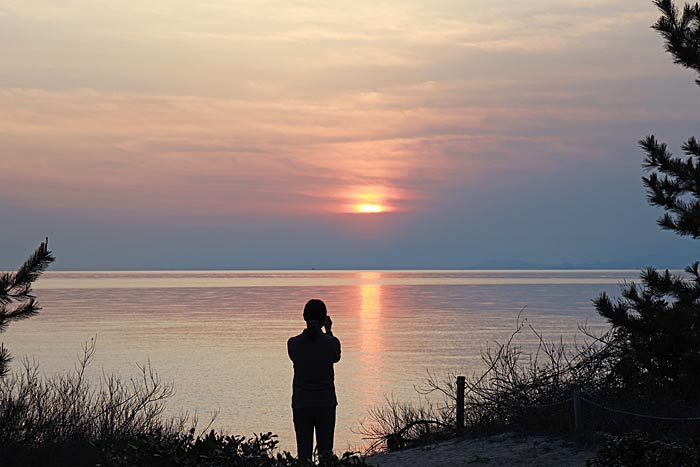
top-left (573, 386), bottom-right (583, 433)
top-left (456, 376), bottom-right (465, 435)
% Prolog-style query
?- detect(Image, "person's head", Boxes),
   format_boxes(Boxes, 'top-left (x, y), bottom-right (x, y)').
top-left (303, 299), bottom-right (327, 323)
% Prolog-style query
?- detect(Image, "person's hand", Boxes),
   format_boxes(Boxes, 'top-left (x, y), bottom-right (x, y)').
top-left (324, 315), bottom-right (333, 333)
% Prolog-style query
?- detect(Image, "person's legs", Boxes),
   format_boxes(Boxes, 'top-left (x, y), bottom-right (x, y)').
top-left (293, 407), bottom-right (314, 460)
top-left (314, 406), bottom-right (336, 459)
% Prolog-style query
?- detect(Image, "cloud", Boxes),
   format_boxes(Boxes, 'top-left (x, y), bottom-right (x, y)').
top-left (0, 0), bottom-right (662, 95)
top-left (4, 1), bottom-right (700, 268)
top-left (1, 0), bottom-right (699, 224)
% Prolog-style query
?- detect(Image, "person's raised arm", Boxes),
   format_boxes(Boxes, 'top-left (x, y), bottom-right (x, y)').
top-left (324, 315), bottom-right (341, 362)
top-left (323, 315), bottom-right (333, 335)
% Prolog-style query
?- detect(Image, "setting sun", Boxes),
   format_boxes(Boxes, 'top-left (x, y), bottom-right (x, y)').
top-left (358, 204), bottom-right (383, 213)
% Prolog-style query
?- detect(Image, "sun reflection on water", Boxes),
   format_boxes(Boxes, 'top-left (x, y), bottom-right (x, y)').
top-left (358, 272), bottom-right (385, 405)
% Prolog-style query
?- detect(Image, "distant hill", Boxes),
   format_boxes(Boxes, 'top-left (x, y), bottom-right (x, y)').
top-left (468, 254), bottom-right (695, 270)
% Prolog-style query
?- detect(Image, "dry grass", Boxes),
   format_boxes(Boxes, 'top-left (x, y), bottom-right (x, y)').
top-left (358, 311), bottom-right (614, 452)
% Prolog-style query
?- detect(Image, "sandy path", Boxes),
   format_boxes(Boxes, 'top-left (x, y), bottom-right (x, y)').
top-left (365, 432), bottom-right (597, 467)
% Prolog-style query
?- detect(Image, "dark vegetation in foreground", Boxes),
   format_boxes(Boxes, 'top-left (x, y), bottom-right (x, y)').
top-left (0, 352), bottom-right (367, 467)
top-left (359, 1), bottom-right (700, 464)
top-left (1, 353), bottom-right (366, 467)
top-left (3, 2), bottom-right (700, 465)
top-left (0, 244), bottom-right (368, 467)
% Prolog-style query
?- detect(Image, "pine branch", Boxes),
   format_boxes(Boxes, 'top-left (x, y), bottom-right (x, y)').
top-left (641, 135), bottom-right (700, 238)
top-left (0, 273), bottom-right (15, 305)
top-left (592, 1), bottom-right (700, 405)
top-left (2, 298), bottom-right (40, 324)
top-left (653, 0), bottom-right (700, 84)
top-left (12, 239), bottom-right (55, 290)
top-left (0, 344), bottom-right (9, 378)
top-left (0, 239), bottom-right (54, 378)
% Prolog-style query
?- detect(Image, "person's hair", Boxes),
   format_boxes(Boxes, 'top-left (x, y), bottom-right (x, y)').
top-left (303, 299), bottom-right (327, 322)
top-left (303, 299), bottom-right (327, 339)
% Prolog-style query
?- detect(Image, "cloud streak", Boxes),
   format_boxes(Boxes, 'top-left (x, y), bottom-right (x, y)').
top-left (2, 0), bottom-right (700, 268)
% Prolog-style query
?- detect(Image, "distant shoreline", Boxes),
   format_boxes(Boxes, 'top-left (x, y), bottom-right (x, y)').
top-left (37, 266), bottom-right (682, 272)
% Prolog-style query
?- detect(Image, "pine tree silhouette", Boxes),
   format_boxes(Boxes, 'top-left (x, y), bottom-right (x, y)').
top-left (594, 0), bottom-right (700, 403)
top-left (0, 239), bottom-right (54, 378)
top-left (643, 0), bottom-right (700, 238)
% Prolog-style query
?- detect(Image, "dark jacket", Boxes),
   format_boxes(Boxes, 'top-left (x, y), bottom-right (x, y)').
top-left (287, 329), bottom-right (341, 408)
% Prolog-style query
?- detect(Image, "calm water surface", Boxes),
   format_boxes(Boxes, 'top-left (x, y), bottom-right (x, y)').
top-left (3, 270), bottom-right (638, 451)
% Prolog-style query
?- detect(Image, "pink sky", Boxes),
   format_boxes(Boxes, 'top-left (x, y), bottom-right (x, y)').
top-left (2, 0), bottom-right (699, 268)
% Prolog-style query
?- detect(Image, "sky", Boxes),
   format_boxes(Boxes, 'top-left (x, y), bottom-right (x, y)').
top-left (1, 0), bottom-right (699, 270)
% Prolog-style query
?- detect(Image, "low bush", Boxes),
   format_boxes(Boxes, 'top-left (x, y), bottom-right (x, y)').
top-left (587, 431), bottom-right (700, 467)
top-left (101, 430), bottom-right (369, 467)
top-left (0, 341), bottom-right (369, 467)
top-left (358, 396), bottom-right (454, 453)
top-left (359, 313), bottom-right (612, 451)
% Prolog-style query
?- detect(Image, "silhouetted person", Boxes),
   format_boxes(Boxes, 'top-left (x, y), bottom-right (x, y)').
top-left (287, 299), bottom-right (341, 461)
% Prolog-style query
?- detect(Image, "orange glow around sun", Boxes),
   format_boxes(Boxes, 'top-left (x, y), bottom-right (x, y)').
top-left (342, 185), bottom-right (397, 214)
top-left (358, 203), bottom-right (383, 213)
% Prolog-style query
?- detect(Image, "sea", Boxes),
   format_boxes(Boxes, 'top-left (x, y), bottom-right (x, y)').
top-left (2, 270), bottom-right (640, 452)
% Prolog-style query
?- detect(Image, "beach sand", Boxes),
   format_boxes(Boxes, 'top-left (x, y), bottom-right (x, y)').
top-left (365, 432), bottom-right (597, 467)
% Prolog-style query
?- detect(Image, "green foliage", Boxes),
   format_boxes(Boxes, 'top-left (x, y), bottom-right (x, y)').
top-left (653, 0), bottom-right (700, 87)
top-left (587, 431), bottom-right (700, 467)
top-left (359, 395), bottom-right (455, 452)
top-left (0, 239), bottom-right (54, 378)
top-left (594, 264), bottom-right (700, 402)
top-left (641, 134), bottom-right (700, 238)
top-left (101, 430), bottom-right (370, 467)
top-left (641, 1), bottom-right (700, 238)
top-left (592, 0), bottom-right (700, 404)
top-left (0, 342), bottom-right (175, 467)
top-left (467, 454), bottom-right (491, 464)
top-left (360, 320), bottom-right (613, 452)
top-left (4, 427), bottom-right (370, 467)
top-left (0, 345), bottom-right (370, 467)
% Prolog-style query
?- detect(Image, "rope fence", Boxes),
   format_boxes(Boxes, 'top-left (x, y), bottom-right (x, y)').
top-left (515, 398), bottom-right (572, 409)
top-left (453, 376), bottom-right (700, 434)
top-left (580, 395), bottom-right (700, 422)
